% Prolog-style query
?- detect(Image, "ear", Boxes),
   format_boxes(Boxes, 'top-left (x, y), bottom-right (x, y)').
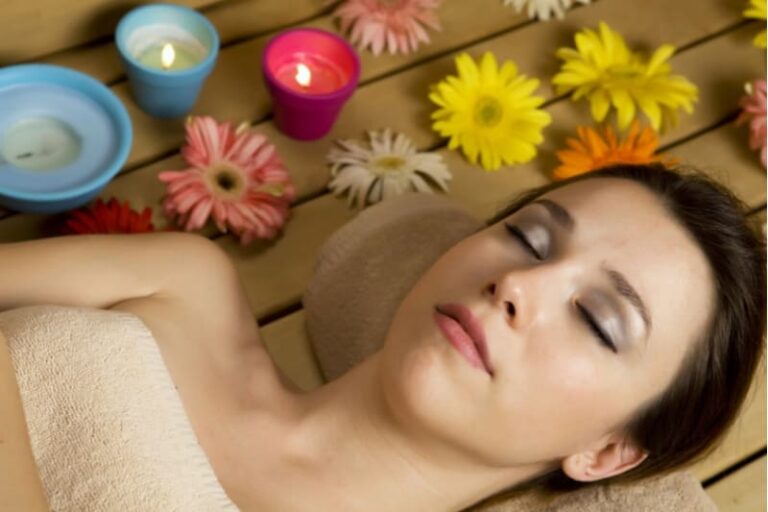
top-left (561, 434), bottom-right (649, 482)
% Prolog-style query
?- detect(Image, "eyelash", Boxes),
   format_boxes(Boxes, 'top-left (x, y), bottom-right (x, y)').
top-left (504, 222), bottom-right (618, 353)
top-left (576, 302), bottom-right (618, 353)
top-left (504, 223), bottom-right (542, 260)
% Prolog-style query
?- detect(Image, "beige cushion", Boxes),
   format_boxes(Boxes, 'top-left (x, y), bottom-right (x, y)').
top-left (302, 192), bottom-right (718, 511)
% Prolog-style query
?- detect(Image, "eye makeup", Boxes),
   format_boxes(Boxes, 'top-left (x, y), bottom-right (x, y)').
top-left (503, 206), bottom-right (631, 354)
top-left (503, 211), bottom-right (553, 260)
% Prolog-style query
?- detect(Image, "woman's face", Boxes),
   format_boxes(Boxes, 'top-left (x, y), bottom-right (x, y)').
top-left (378, 177), bottom-right (715, 472)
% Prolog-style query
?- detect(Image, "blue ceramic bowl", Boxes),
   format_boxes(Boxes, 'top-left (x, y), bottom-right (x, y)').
top-left (0, 64), bottom-right (132, 214)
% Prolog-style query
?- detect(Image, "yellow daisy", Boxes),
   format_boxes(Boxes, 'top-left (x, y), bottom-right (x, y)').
top-left (429, 51), bottom-right (552, 171)
top-left (744, 0), bottom-right (767, 49)
top-left (552, 21), bottom-right (698, 132)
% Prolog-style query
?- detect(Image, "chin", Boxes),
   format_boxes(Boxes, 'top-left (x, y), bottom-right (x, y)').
top-left (378, 302), bottom-right (487, 448)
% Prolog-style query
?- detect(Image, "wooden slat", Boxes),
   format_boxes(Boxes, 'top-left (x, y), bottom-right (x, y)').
top-left (0, 0), bottom-right (756, 236)
top-left (691, 353), bottom-right (766, 481)
top-left (0, 0), bottom-right (222, 64)
top-left (706, 456), bottom-right (767, 511)
top-left (39, 0), bottom-right (340, 85)
top-left (19, 0), bottom-right (745, 181)
top-left (663, 124), bottom-right (767, 209)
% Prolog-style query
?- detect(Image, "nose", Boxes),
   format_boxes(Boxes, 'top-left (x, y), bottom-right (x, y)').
top-left (484, 276), bottom-right (528, 329)
top-left (484, 264), bottom-right (574, 329)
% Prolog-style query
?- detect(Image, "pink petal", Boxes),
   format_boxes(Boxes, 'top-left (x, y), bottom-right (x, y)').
top-left (188, 197), bottom-right (214, 230)
top-left (174, 189), bottom-right (206, 215)
top-left (211, 200), bottom-right (229, 232)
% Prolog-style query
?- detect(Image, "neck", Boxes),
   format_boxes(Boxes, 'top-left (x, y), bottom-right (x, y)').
top-left (226, 351), bottom-right (547, 512)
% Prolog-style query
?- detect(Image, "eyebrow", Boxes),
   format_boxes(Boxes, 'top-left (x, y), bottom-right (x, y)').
top-left (604, 266), bottom-right (653, 339)
top-left (532, 198), bottom-right (652, 339)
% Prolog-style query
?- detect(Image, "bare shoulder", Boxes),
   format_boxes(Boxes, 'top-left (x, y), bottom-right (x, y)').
top-left (107, 233), bottom-right (264, 356)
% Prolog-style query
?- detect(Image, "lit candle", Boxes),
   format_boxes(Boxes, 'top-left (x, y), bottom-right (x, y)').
top-left (136, 41), bottom-right (204, 72)
top-left (0, 64), bottom-right (132, 214)
top-left (273, 57), bottom-right (346, 95)
top-left (116, 4), bottom-right (219, 118)
top-left (263, 28), bottom-right (360, 141)
top-left (295, 63), bottom-right (311, 88)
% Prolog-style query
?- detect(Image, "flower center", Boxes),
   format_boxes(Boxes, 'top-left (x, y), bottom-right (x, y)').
top-left (602, 62), bottom-right (648, 88)
top-left (474, 96), bottom-right (504, 127)
top-left (206, 163), bottom-right (246, 199)
top-left (374, 155), bottom-right (407, 172)
top-left (217, 173), bottom-right (237, 190)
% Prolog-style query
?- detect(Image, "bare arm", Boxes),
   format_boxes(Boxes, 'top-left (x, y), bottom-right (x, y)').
top-left (0, 328), bottom-right (49, 511)
top-left (0, 231), bottom-right (220, 312)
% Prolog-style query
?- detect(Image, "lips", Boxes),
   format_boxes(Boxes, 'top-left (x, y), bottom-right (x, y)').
top-left (434, 303), bottom-right (494, 376)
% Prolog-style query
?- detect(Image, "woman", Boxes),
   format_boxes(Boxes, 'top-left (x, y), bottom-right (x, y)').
top-left (1, 163), bottom-right (764, 511)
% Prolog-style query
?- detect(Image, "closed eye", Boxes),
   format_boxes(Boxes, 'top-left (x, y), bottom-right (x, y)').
top-left (575, 301), bottom-right (618, 353)
top-left (505, 223), bottom-right (542, 260)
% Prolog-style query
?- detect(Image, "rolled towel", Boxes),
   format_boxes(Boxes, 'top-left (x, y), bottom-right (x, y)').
top-left (0, 304), bottom-right (238, 512)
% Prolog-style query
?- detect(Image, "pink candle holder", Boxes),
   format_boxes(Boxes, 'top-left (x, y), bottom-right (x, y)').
top-left (262, 28), bottom-right (360, 141)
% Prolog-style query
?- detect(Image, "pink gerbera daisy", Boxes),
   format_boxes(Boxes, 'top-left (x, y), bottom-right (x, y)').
top-left (736, 79), bottom-right (767, 168)
top-left (158, 116), bottom-right (296, 245)
top-left (335, 0), bottom-right (442, 56)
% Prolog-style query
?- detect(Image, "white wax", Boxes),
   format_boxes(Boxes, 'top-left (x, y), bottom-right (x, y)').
top-left (1, 117), bottom-right (81, 171)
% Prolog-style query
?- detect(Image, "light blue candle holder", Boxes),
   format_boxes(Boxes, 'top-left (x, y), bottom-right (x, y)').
top-left (0, 64), bottom-right (132, 214)
top-left (115, 3), bottom-right (219, 118)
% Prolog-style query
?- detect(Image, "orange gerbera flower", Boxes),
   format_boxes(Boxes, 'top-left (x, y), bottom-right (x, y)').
top-left (553, 121), bottom-right (676, 180)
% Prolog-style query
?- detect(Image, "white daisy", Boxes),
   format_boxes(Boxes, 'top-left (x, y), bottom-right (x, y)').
top-left (327, 129), bottom-right (452, 208)
top-left (503, 0), bottom-right (591, 20)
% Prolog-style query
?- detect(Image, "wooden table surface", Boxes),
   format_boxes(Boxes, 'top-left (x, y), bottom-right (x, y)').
top-left (0, 0), bottom-right (765, 509)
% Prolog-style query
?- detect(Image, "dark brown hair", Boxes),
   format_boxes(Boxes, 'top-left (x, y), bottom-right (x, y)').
top-left (470, 163), bottom-right (766, 508)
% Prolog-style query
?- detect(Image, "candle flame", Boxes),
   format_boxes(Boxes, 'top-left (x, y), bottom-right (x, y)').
top-left (161, 43), bottom-right (176, 69)
top-left (295, 63), bottom-right (311, 87)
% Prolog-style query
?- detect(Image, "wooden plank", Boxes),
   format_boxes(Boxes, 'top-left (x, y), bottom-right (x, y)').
top-left (663, 125), bottom-right (767, 209)
top-left (0, 0), bottom-right (755, 233)
top-left (27, 0), bottom-right (746, 177)
top-left (0, 0), bottom-right (221, 64)
top-left (691, 353), bottom-right (766, 481)
top-left (38, 0), bottom-right (339, 85)
top-left (106, 19), bottom-right (764, 200)
top-left (706, 456), bottom-right (767, 511)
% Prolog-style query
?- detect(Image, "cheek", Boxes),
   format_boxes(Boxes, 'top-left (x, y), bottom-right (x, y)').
top-left (494, 340), bottom-right (622, 459)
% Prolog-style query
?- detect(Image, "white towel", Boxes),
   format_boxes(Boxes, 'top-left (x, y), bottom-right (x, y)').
top-left (0, 304), bottom-right (239, 512)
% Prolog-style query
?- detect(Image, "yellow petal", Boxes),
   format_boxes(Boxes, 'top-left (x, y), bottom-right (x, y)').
top-left (455, 53), bottom-right (479, 85)
top-left (754, 31), bottom-right (767, 48)
top-left (499, 60), bottom-right (518, 83)
top-left (646, 44), bottom-right (675, 76)
top-left (636, 98), bottom-right (662, 131)
top-left (589, 89), bottom-right (611, 122)
top-left (608, 88), bottom-right (636, 130)
top-left (480, 52), bottom-right (500, 84)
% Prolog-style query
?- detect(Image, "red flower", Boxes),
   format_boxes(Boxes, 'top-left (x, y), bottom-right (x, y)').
top-left (59, 198), bottom-right (157, 235)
